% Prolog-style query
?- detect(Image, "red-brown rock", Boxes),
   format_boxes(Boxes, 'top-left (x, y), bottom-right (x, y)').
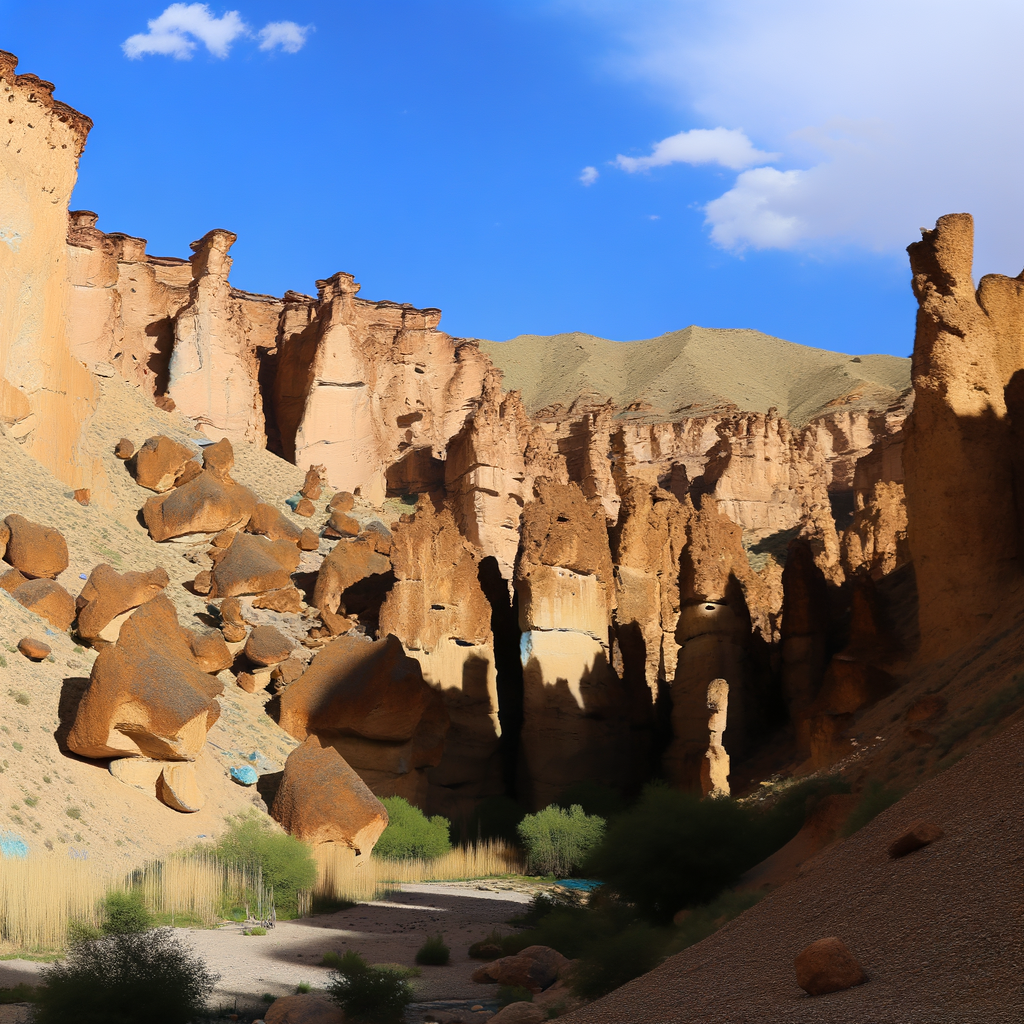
top-left (0, 568), bottom-right (28, 593)
top-left (794, 937), bottom-right (867, 996)
top-left (298, 528), bottom-right (320, 551)
top-left (312, 538), bottom-right (390, 635)
top-left (201, 437), bottom-right (235, 482)
top-left (245, 625), bottom-right (293, 666)
top-left (192, 571), bottom-right (212, 595)
top-left (327, 510), bottom-right (359, 537)
top-left (17, 637), bottom-right (50, 660)
top-left (11, 578), bottom-right (76, 630)
top-left (265, 993), bottom-right (345, 1024)
top-left (472, 946), bottom-right (569, 993)
top-left (73, 488), bottom-right (90, 506)
top-left (294, 497), bottom-right (315, 518)
top-left (328, 491), bottom-right (354, 513)
top-left (189, 631), bottom-right (234, 673)
top-left (300, 464), bottom-right (326, 500)
top-left (271, 735), bottom-right (388, 853)
top-left (247, 502), bottom-right (303, 544)
top-left (488, 1003), bottom-right (544, 1024)
top-left (142, 471), bottom-right (258, 542)
top-left (888, 819), bottom-right (944, 859)
top-left (67, 596), bottom-right (223, 760)
top-left (133, 435), bottom-right (196, 492)
top-left (75, 564), bottom-right (171, 644)
top-left (115, 438), bottom-right (135, 460)
top-left (252, 587), bottom-right (304, 613)
top-left (209, 533), bottom-right (300, 598)
top-left (3, 514), bottom-right (69, 579)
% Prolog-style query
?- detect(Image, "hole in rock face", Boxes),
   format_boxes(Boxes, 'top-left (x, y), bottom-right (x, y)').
top-left (339, 570), bottom-right (397, 633)
top-left (414, 366), bottom-right (425, 374)
top-left (705, 605), bottom-right (716, 611)
top-left (556, 515), bottom-right (570, 523)
top-left (478, 556), bottom-right (524, 798)
top-left (431, 604), bottom-right (445, 611)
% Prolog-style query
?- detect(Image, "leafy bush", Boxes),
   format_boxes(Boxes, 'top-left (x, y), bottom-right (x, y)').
top-left (517, 804), bottom-right (605, 876)
top-left (101, 890), bottom-right (152, 935)
top-left (497, 985), bottom-right (533, 1007)
top-left (214, 813), bottom-right (317, 918)
top-left (243, 927), bottom-right (267, 936)
top-left (568, 920), bottom-right (666, 999)
top-left (34, 929), bottom-right (217, 1024)
top-left (326, 950), bottom-right (413, 1024)
top-left (415, 934), bottom-right (450, 966)
top-left (468, 928), bottom-right (508, 959)
top-left (374, 797), bottom-right (451, 861)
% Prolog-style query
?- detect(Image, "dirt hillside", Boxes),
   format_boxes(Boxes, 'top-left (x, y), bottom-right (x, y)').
top-left (479, 327), bottom-right (910, 424)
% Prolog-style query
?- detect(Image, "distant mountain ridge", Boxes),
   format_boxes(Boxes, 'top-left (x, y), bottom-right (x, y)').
top-left (478, 326), bottom-right (911, 425)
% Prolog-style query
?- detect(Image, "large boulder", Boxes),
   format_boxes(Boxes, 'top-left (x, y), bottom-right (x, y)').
top-left (133, 435), bottom-right (196, 492)
top-left (278, 634), bottom-right (449, 801)
top-left (2, 514), bottom-right (69, 579)
top-left (246, 502), bottom-right (304, 544)
top-left (312, 538), bottom-right (391, 634)
top-left (794, 936), bottom-right (867, 996)
top-left (265, 993), bottom-right (345, 1024)
top-left (11, 578), bottom-right (75, 630)
top-left (75, 564), bottom-right (170, 644)
top-left (271, 735), bottom-right (388, 853)
top-left (142, 471), bottom-right (257, 542)
top-left (472, 946), bottom-right (570, 993)
top-left (67, 596), bottom-right (223, 760)
top-left (488, 1004), bottom-right (544, 1024)
top-left (209, 533), bottom-right (300, 598)
top-left (245, 625), bottom-right (294, 666)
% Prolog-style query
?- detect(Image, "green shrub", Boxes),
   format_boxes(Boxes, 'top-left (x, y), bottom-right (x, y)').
top-left (415, 934), bottom-right (450, 966)
top-left (243, 927), bottom-right (267, 936)
top-left (468, 928), bottom-right (507, 959)
top-left (374, 797), bottom-right (451, 861)
top-left (34, 929), bottom-right (217, 1024)
top-left (101, 890), bottom-right (152, 935)
top-left (326, 950), bottom-right (413, 1024)
top-left (296, 982), bottom-right (311, 993)
top-left (497, 985), bottom-right (533, 1007)
top-left (583, 787), bottom-right (758, 922)
top-left (569, 920), bottom-right (666, 999)
top-left (214, 813), bottom-right (317, 918)
top-left (517, 804), bottom-right (605, 876)
top-left (841, 781), bottom-right (903, 837)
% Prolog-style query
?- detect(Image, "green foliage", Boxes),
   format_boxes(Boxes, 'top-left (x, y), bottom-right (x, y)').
top-left (101, 890), bottom-right (152, 935)
top-left (34, 929), bottom-right (217, 1024)
top-left (497, 986), bottom-right (533, 1007)
top-left (243, 927), bottom-right (267, 936)
top-left (296, 982), bottom-right (311, 993)
top-left (468, 928), bottom-right (507, 959)
top-left (569, 920), bottom-right (667, 999)
top-left (415, 934), bottom-right (450, 966)
top-left (321, 950), bottom-right (345, 969)
top-left (374, 797), bottom-right (452, 861)
top-left (326, 950), bottom-right (413, 1024)
top-left (8, 691), bottom-right (30, 707)
top-left (214, 812), bottom-right (317, 918)
top-left (841, 781), bottom-right (903, 837)
top-left (517, 804), bottom-right (605, 876)
top-left (555, 781), bottom-right (625, 820)
top-left (64, 807), bottom-right (80, 820)
top-left (67, 920), bottom-right (101, 946)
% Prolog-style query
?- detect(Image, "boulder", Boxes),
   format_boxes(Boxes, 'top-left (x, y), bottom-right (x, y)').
top-left (473, 946), bottom-right (569, 993)
top-left (245, 625), bottom-right (294, 666)
top-left (192, 571), bottom-right (212, 595)
top-left (271, 657), bottom-right (306, 689)
top-left (298, 528), bottom-right (320, 552)
top-left (109, 757), bottom-right (164, 794)
top-left (0, 568), bottom-right (28, 593)
top-left (201, 438), bottom-right (235, 482)
top-left (133, 435), bottom-right (196, 492)
top-left (222, 622), bottom-right (247, 643)
top-left (328, 491), bottom-right (354, 513)
top-left (158, 762), bottom-right (206, 812)
top-left (295, 497), bottom-right (315, 517)
top-left (73, 488), bottom-right (90, 506)
top-left (888, 820), bottom-right (944, 859)
top-left (794, 937), bottom-right (867, 996)
top-left (3, 514), bottom-right (69, 579)
top-left (271, 735), bottom-right (389, 853)
top-left (67, 596), bottom-right (223, 760)
top-left (17, 637), bottom-right (50, 660)
top-left (312, 538), bottom-right (391, 635)
top-left (75, 564), bottom-right (170, 644)
top-left (189, 631), bottom-right (234, 673)
top-left (11, 578), bottom-right (76, 630)
top-left (265, 993), bottom-right (345, 1024)
top-left (209, 533), bottom-right (300, 598)
top-left (142, 471), bottom-right (258, 542)
top-left (252, 587), bottom-right (304, 613)
top-left (327, 510), bottom-right (360, 537)
top-left (489, 1004), bottom-right (544, 1024)
top-left (115, 438), bottom-right (135, 460)
top-left (247, 502), bottom-right (304, 544)
top-left (300, 464), bottom-right (326, 500)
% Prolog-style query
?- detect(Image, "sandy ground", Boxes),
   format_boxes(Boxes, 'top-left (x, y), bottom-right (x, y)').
top-left (0, 883), bottom-right (530, 1019)
top-left (479, 326), bottom-right (910, 424)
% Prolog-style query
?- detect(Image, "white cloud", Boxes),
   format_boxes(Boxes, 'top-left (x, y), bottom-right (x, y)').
top-left (258, 21), bottom-right (313, 54)
top-left (580, 166), bottom-right (599, 186)
top-left (615, 127), bottom-right (778, 173)
top-left (573, 0), bottom-right (1024, 272)
top-left (124, 5), bottom-right (313, 60)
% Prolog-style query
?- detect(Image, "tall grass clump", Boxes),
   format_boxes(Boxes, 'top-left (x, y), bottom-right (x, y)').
top-left (374, 797), bottom-right (451, 861)
top-left (214, 812), bottom-right (317, 919)
top-left (517, 804), bottom-right (605, 876)
top-left (415, 934), bottom-right (450, 966)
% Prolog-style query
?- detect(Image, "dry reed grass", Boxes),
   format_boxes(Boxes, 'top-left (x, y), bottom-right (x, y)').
top-left (313, 840), bottom-right (523, 903)
top-left (0, 841), bottom-right (520, 952)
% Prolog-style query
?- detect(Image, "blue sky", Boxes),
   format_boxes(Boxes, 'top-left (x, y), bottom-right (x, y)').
top-left (3, 2), bottom-right (1020, 355)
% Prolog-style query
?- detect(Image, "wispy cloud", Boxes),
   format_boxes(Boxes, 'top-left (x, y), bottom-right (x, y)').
top-left (615, 127), bottom-right (778, 173)
top-left (573, 0), bottom-right (1024, 270)
top-left (579, 166), bottom-right (599, 186)
top-left (123, 4), bottom-right (313, 60)
top-left (258, 21), bottom-right (314, 54)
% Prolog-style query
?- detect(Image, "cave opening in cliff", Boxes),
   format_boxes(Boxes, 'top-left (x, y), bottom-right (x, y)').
top-left (339, 570), bottom-right (398, 634)
top-left (477, 555), bottom-right (524, 798)
top-left (385, 448), bottom-right (445, 496)
top-left (258, 345), bottom-right (283, 457)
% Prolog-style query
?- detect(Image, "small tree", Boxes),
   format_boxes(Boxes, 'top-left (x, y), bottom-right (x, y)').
top-left (214, 812), bottom-right (316, 918)
top-left (517, 804), bottom-right (605, 876)
top-left (101, 889), bottom-right (152, 935)
top-left (34, 929), bottom-right (217, 1024)
top-left (327, 950), bottom-right (413, 1024)
top-left (374, 797), bottom-right (451, 860)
